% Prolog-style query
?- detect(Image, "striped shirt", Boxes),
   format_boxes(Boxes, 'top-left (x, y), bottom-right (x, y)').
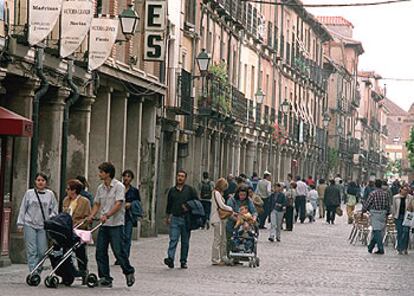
top-left (362, 189), bottom-right (390, 213)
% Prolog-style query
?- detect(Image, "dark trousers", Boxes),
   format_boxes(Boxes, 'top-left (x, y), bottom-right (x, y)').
top-left (124, 218), bottom-right (134, 258)
top-left (259, 197), bottom-right (270, 228)
top-left (75, 244), bottom-right (88, 273)
top-left (295, 196), bottom-right (306, 223)
top-left (395, 215), bottom-right (410, 252)
top-left (167, 216), bottom-right (191, 264)
top-left (326, 206), bottom-right (337, 224)
top-left (96, 225), bottom-right (135, 281)
top-left (368, 230), bottom-right (384, 253)
top-left (285, 206), bottom-right (294, 231)
top-left (200, 200), bottom-right (212, 225)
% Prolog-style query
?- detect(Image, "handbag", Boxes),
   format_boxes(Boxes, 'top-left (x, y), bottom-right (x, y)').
top-left (34, 189), bottom-right (47, 221)
top-left (336, 207), bottom-right (343, 217)
top-left (214, 191), bottom-right (232, 220)
top-left (402, 211), bottom-right (414, 228)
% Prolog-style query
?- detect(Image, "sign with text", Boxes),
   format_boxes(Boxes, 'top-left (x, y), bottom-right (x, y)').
top-left (60, 0), bottom-right (93, 58)
top-left (88, 17), bottom-right (118, 71)
top-left (28, 0), bottom-right (63, 46)
top-left (144, 0), bottom-right (166, 61)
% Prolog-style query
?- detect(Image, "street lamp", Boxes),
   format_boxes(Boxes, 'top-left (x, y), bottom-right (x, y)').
top-left (281, 99), bottom-right (290, 114)
top-left (337, 125), bottom-right (343, 134)
top-left (255, 88), bottom-right (265, 104)
top-left (322, 112), bottom-right (331, 128)
top-left (119, 4), bottom-right (140, 40)
top-left (196, 49), bottom-right (211, 76)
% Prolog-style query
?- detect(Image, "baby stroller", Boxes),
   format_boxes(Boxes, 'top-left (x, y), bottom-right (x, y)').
top-left (228, 224), bottom-right (260, 268)
top-left (25, 213), bottom-right (101, 289)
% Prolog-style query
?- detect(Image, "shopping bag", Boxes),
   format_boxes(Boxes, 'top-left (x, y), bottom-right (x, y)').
top-left (402, 211), bottom-right (414, 228)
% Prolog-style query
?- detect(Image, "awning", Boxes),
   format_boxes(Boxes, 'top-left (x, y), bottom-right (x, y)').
top-left (0, 107), bottom-right (33, 137)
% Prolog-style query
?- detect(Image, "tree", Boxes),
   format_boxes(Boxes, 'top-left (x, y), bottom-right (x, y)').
top-left (406, 127), bottom-right (414, 170)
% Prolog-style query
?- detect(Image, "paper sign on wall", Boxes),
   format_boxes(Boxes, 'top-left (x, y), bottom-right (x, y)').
top-left (60, 0), bottom-right (93, 58)
top-left (28, 0), bottom-right (63, 46)
top-left (88, 17), bottom-right (119, 71)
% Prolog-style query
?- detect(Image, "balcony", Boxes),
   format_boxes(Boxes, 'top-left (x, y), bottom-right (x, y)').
top-left (339, 137), bottom-right (348, 153)
top-left (169, 69), bottom-right (193, 116)
top-left (352, 91), bottom-right (361, 108)
top-left (198, 75), bottom-right (232, 118)
top-left (381, 125), bottom-right (388, 136)
top-left (349, 138), bottom-right (361, 154)
top-left (368, 151), bottom-right (380, 164)
top-left (231, 87), bottom-right (247, 124)
top-left (371, 90), bottom-right (383, 102)
top-left (370, 119), bottom-right (381, 131)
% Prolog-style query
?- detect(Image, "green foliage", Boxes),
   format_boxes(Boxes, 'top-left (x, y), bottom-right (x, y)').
top-left (209, 62), bottom-right (232, 113)
top-left (386, 159), bottom-right (402, 176)
top-left (327, 148), bottom-right (339, 175)
top-left (406, 127), bottom-right (414, 170)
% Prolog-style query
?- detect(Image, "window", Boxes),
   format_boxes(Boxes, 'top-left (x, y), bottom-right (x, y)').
top-left (96, 0), bottom-right (102, 14)
top-left (185, 0), bottom-right (196, 25)
top-left (267, 22), bottom-right (273, 48)
top-left (251, 65), bottom-right (255, 99)
top-left (244, 64), bottom-right (248, 95)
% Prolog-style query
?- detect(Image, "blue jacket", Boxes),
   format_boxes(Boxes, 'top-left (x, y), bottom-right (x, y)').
top-left (185, 199), bottom-right (205, 231)
top-left (269, 192), bottom-right (287, 212)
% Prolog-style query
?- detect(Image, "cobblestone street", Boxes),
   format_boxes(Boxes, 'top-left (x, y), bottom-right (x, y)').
top-left (0, 209), bottom-right (413, 296)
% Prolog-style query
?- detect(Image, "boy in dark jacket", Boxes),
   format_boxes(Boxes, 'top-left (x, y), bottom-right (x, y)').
top-left (324, 180), bottom-right (341, 224)
top-left (268, 183), bottom-right (287, 242)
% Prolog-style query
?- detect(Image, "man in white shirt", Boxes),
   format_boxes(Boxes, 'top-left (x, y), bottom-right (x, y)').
top-left (295, 176), bottom-right (309, 223)
top-left (256, 171), bottom-right (272, 229)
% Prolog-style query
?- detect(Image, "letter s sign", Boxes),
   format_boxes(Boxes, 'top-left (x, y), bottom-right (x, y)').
top-left (144, 32), bottom-right (164, 61)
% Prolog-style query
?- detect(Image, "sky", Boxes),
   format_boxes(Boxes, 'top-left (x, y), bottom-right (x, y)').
top-left (302, 0), bottom-right (414, 111)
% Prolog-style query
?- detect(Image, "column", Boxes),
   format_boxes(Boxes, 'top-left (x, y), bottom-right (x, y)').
top-left (140, 100), bottom-right (158, 236)
top-left (125, 97), bottom-right (142, 186)
top-left (7, 80), bottom-right (38, 264)
top-left (88, 88), bottom-right (111, 192)
top-left (67, 96), bottom-right (95, 179)
top-left (246, 142), bottom-right (256, 176)
top-left (239, 140), bottom-right (246, 174)
top-left (37, 88), bottom-right (68, 194)
top-left (108, 91), bottom-right (128, 173)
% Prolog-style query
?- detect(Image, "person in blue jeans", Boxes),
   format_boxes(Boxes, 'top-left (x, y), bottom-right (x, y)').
top-left (164, 169), bottom-right (198, 269)
top-left (392, 186), bottom-right (414, 255)
top-left (17, 173), bottom-right (58, 273)
top-left (121, 169), bottom-right (141, 260)
top-left (88, 162), bottom-right (135, 288)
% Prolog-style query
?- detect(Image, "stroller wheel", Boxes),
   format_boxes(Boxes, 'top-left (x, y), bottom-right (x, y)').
top-left (26, 274), bottom-right (41, 286)
top-left (45, 275), bottom-right (59, 288)
top-left (86, 273), bottom-right (98, 288)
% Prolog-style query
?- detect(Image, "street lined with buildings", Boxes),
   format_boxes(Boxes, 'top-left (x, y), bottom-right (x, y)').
top-left (0, 212), bottom-right (412, 295)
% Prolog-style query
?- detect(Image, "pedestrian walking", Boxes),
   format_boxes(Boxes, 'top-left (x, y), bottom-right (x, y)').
top-left (284, 173), bottom-right (293, 190)
top-left (362, 180), bottom-right (375, 202)
top-left (248, 186), bottom-right (264, 216)
top-left (251, 172), bottom-right (260, 192)
top-left (307, 185), bottom-right (318, 222)
top-left (256, 171), bottom-right (272, 229)
top-left (76, 175), bottom-right (94, 206)
top-left (87, 162), bottom-right (135, 287)
top-left (17, 173), bottom-right (58, 273)
top-left (324, 180), bottom-right (341, 225)
top-left (285, 182), bottom-right (297, 231)
top-left (199, 172), bottom-right (215, 229)
top-left (121, 169), bottom-right (142, 260)
top-left (268, 183), bottom-right (287, 242)
top-left (346, 181), bottom-right (360, 224)
top-left (362, 179), bottom-right (391, 255)
top-left (317, 179), bottom-right (327, 218)
top-left (223, 174), bottom-right (237, 200)
top-left (306, 175), bottom-right (315, 187)
top-left (295, 176), bottom-right (308, 223)
top-left (164, 169), bottom-right (198, 269)
top-left (391, 186), bottom-right (414, 255)
top-left (62, 179), bottom-right (91, 282)
top-left (211, 178), bottom-right (234, 266)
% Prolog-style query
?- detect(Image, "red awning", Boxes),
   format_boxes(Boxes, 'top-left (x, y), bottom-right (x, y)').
top-left (0, 107), bottom-right (33, 137)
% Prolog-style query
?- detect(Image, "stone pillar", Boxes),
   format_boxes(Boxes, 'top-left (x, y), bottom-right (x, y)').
top-left (213, 132), bottom-right (220, 180)
top-left (246, 142), bottom-right (256, 176)
top-left (125, 97), bottom-right (142, 187)
top-left (7, 80), bottom-right (38, 264)
top-left (232, 139), bottom-right (239, 175)
top-left (239, 140), bottom-right (246, 174)
top-left (280, 150), bottom-right (285, 179)
top-left (37, 88), bottom-right (68, 195)
top-left (88, 88), bottom-right (111, 193)
top-left (67, 96), bottom-right (95, 179)
top-left (109, 91), bottom-right (128, 174)
top-left (255, 143), bottom-right (262, 174)
top-left (140, 100), bottom-right (158, 236)
top-left (193, 135), bottom-right (203, 186)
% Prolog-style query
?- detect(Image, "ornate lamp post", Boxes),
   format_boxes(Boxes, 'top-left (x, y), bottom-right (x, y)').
top-left (119, 4), bottom-right (140, 40)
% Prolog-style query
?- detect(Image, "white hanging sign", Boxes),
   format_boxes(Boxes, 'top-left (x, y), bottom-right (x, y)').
top-left (28, 0), bottom-right (63, 46)
top-left (88, 18), bottom-right (119, 71)
top-left (60, 0), bottom-right (93, 58)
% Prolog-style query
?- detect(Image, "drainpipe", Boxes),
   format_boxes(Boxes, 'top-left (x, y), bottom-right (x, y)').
top-left (59, 59), bottom-right (80, 210)
top-left (30, 46), bottom-right (49, 185)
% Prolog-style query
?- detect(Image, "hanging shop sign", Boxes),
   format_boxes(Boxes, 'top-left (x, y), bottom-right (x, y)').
top-left (88, 17), bottom-right (119, 71)
top-left (60, 0), bottom-right (93, 58)
top-left (144, 0), bottom-right (166, 61)
top-left (28, 0), bottom-right (63, 46)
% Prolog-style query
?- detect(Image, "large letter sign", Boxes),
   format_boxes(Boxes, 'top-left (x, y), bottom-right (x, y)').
top-left (144, 0), bottom-right (166, 61)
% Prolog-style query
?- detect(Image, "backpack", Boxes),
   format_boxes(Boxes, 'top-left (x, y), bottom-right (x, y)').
top-left (200, 180), bottom-right (212, 200)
